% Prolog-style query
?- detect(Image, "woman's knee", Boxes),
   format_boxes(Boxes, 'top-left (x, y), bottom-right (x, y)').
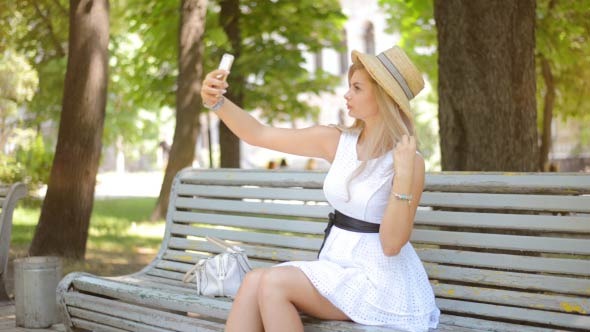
top-left (235, 268), bottom-right (265, 300)
top-left (257, 267), bottom-right (292, 303)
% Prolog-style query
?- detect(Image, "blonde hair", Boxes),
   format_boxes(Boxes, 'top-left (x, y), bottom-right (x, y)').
top-left (344, 62), bottom-right (416, 200)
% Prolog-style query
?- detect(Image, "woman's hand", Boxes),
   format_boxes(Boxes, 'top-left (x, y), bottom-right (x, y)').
top-left (393, 135), bottom-right (417, 182)
top-left (201, 69), bottom-right (229, 107)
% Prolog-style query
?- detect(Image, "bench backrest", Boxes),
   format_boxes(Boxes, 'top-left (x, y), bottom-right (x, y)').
top-left (149, 168), bottom-right (590, 331)
top-left (0, 183), bottom-right (26, 277)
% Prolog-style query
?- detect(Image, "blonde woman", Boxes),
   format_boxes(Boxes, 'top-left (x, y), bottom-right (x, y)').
top-left (201, 46), bottom-right (440, 332)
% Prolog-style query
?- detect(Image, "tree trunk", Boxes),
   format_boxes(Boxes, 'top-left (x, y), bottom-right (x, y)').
top-left (29, 0), bottom-right (109, 259)
top-left (435, 0), bottom-right (538, 171)
top-left (151, 0), bottom-right (207, 220)
top-left (219, 0), bottom-right (242, 168)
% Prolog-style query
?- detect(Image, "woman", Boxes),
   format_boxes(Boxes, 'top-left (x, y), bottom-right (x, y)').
top-left (200, 46), bottom-right (440, 332)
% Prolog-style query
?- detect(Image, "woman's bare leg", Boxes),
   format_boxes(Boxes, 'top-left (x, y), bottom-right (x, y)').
top-left (225, 268), bottom-right (267, 332)
top-left (257, 266), bottom-right (349, 332)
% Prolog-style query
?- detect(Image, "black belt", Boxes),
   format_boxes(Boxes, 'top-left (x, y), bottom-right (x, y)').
top-left (318, 210), bottom-right (380, 257)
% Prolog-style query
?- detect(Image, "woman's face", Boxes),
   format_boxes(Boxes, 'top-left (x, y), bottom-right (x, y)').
top-left (344, 69), bottom-right (379, 121)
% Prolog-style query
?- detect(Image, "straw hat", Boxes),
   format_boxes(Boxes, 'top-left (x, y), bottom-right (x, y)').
top-left (351, 46), bottom-right (424, 117)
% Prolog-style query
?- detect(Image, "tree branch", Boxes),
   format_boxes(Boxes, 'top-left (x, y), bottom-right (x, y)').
top-left (31, 1), bottom-right (66, 57)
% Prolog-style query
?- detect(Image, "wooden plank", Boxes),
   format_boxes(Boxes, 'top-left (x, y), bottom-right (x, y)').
top-left (65, 292), bottom-right (222, 332)
top-left (416, 248), bottom-right (590, 277)
top-left (424, 172), bottom-right (590, 194)
top-left (420, 192), bottom-right (590, 213)
top-left (439, 314), bottom-right (556, 332)
top-left (415, 210), bottom-right (590, 233)
top-left (411, 229), bottom-right (590, 255)
top-left (424, 262), bottom-right (590, 296)
top-left (432, 283), bottom-right (590, 314)
top-left (174, 197), bottom-right (333, 219)
top-left (71, 318), bottom-right (128, 332)
top-left (164, 239), bottom-right (317, 262)
top-left (71, 275), bottom-right (232, 320)
top-left (436, 298), bottom-right (590, 330)
top-left (169, 224), bottom-right (322, 251)
top-left (179, 169), bottom-right (326, 188)
top-left (176, 184), bottom-right (327, 202)
top-left (69, 307), bottom-right (177, 332)
top-left (172, 211), bottom-right (327, 234)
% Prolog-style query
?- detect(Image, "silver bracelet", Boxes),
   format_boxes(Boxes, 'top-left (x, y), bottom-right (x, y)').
top-left (203, 97), bottom-right (225, 111)
top-left (391, 191), bottom-right (412, 205)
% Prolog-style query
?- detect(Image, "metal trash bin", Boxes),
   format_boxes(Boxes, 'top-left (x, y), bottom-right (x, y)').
top-left (14, 256), bottom-right (62, 328)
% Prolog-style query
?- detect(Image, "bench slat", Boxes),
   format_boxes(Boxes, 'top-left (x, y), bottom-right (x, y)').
top-left (165, 239), bottom-right (318, 263)
top-left (174, 197), bottom-right (333, 219)
top-left (436, 298), bottom-right (589, 330)
top-left (411, 229), bottom-right (590, 255)
top-left (424, 172), bottom-right (590, 194)
top-left (421, 192), bottom-right (590, 213)
top-left (180, 169), bottom-right (325, 188)
top-left (65, 291), bottom-right (221, 332)
top-left (69, 307), bottom-right (179, 332)
top-left (169, 224), bottom-right (322, 251)
top-left (176, 184), bottom-right (327, 202)
top-left (416, 248), bottom-right (590, 277)
top-left (172, 211), bottom-right (326, 234)
top-left (424, 262), bottom-right (589, 296)
top-left (167, 225), bottom-right (588, 256)
top-left (71, 318), bottom-right (128, 332)
top-left (433, 283), bottom-right (589, 315)
top-left (72, 275), bottom-right (232, 319)
top-left (439, 314), bottom-right (556, 332)
top-left (415, 210), bottom-right (590, 233)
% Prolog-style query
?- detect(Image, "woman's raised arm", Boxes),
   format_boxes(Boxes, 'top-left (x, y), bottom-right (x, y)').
top-left (201, 69), bottom-right (341, 162)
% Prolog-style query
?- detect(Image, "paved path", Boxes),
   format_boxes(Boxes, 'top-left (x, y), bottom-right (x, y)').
top-left (0, 303), bottom-right (64, 332)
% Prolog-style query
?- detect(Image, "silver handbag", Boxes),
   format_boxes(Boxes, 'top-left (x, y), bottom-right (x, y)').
top-left (182, 236), bottom-right (252, 298)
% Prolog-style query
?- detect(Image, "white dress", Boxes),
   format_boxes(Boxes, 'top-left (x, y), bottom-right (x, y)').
top-left (280, 130), bottom-right (440, 332)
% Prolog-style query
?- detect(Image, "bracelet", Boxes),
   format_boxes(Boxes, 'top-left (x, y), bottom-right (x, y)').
top-left (391, 191), bottom-right (412, 205)
top-left (203, 97), bottom-right (225, 111)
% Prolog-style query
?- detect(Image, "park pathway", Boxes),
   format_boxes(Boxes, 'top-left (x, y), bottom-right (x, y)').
top-left (0, 303), bottom-right (64, 332)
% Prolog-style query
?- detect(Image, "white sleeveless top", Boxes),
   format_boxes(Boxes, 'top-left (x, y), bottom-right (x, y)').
top-left (280, 130), bottom-right (440, 332)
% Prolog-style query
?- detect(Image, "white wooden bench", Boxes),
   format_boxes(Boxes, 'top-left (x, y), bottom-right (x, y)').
top-left (57, 168), bottom-right (590, 332)
top-left (0, 182), bottom-right (26, 301)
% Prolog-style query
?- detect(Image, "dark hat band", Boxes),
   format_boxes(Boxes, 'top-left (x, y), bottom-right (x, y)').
top-left (377, 52), bottom-right (413, 99)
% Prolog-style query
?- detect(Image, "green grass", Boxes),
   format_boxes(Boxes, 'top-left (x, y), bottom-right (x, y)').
top-left (11, 197), bottom-right (166, 276)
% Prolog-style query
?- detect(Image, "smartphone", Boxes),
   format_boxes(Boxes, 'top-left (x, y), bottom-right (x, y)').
top-left (217, 53), bottom-right (234, 81)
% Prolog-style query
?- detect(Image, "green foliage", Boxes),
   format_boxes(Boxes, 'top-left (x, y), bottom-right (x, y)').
top-left (0, 50), bottom-right (39, 116)
top-left (378, 0), bottom-right (439, 169)
top-left (0, 129), bottom-right (53, 190)
top-left (204, 0), bottom-right (346, 121)
top-left (378, 0), bottom-right (437, 99)
top-left (536, 0), bottom-right (590, 122)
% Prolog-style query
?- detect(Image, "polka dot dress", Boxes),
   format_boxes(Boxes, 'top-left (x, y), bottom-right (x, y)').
top-left (280, 130), bottom-right (440, 332)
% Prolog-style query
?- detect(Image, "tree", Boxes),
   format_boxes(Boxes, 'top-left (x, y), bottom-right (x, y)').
top-left (151, 0), bottom-right (345, 218)
top-left (151, 0), bottom-right (208, 221)
top-left (381, 0), bottom-right (589, 171)
top-left (218, 0), bottom-right (242, 168)
top-left (434, 0), bottom-right (538, 171)
top-left (29, 0), bottom-right (110, 259)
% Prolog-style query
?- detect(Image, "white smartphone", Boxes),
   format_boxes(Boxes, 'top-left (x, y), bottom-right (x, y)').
top-left (217, 53), bottom-right (234, 81)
